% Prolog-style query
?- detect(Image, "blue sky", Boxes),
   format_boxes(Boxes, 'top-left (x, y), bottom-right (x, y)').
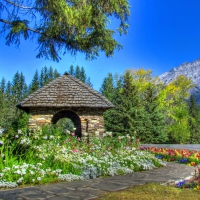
top-left (1, 0), bottom-right (200, 91)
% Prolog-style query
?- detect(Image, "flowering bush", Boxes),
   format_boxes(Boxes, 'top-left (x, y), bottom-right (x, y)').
top-left (0, 127), bottom-right (166, 189)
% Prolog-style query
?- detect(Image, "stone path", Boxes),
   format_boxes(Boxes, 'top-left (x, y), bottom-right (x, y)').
top-left (0, 163), bottom-right (196, 200)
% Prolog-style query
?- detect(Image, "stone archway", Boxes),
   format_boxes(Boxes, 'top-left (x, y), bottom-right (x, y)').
top-left (52, 110), bottom-right (82, 137)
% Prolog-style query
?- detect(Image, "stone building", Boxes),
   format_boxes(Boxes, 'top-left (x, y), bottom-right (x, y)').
top-left (17, 73), bottom-right (114, 137)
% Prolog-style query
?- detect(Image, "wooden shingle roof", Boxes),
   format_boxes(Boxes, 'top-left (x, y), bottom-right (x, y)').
top-left (17, 73), bottom-right (115, 109)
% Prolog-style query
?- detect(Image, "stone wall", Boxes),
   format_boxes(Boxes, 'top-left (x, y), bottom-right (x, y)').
top-left (28, 107), bottom-right (105, 136)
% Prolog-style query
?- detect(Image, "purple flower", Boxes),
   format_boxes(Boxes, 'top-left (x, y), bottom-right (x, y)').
top-left (155, 155), bottom-right (163, 159)
top-left (71, 133), bottom-right (75, 136)
top-left (176, 180), bottom-right (186, 187)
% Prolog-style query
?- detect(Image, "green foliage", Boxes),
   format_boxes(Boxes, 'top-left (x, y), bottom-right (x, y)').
top-left (29, 70), bottom-right (40, 93)
top-left (139, 83), bottom-right (168, 143)
top-left (103, 71), bottom-right (164, 141)
top-left (1, 0), bottom-right (130, 61)
top-left (188, 95), bottom-right (200, 143)
top-left (55, 118), bottom-right (75, 134)
top-left (100, 73), bottom-right (116, 101)
top-left (101, 69), bottom-right (194, 144)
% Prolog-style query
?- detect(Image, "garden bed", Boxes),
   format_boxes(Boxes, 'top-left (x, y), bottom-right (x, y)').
top-left (139, 146), bottom-right (200, 190)
top-left (0, 127), bottom-right (166, 189)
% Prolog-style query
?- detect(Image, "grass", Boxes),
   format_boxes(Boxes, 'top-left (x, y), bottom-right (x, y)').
top-left (96, 183), bottom-right (200, 200)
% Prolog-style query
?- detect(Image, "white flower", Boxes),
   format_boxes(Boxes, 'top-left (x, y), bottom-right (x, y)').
top-left (37, 177), bottom-right (41, 181)
top-left (43, 135), bottom-right (48, 140)
top-left (29, 170), bottom-right (35, 175)
top-left (18, 130), bottom-right (22, 134)
top-left (95, 131), bottom-right (99, 136)
top-left (17, 177), bottom-right (24, 184)
top-left (102, 133), bottom-right (107, 137)
top-left (49, 135), bottom-right (54, 140)
top-left (83, 132), bottom-right (88, 136)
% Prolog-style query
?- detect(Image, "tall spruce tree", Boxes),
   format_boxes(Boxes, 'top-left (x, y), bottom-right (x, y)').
top-left (53, 69), bottom-right (60, 78)
top-left (188, 95), bottom-right (200, 143)
top-left (100, 73), bottom-right (115, 101)
top-left (29, 70), bottom-right (40, 94)
top-left (69, 65), bottom-right (75, 76)
top-left (80, 67), bottom-right (87, 83)
top-left (103, 72), bottom-right (143, 136)
top-left (140, 83), bottom-right (168, 143)
top-left (0, 77), bottom-right (6, 93)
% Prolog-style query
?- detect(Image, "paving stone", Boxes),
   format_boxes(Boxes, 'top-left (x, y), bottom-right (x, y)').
top-left (90, 181), bottom-right (129, 191)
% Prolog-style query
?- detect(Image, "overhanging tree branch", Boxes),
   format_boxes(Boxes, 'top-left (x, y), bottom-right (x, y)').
top-left (0, 0), bottom-right (130, 61)
top-left (4, 0), bottom-right (34, 10)
top-left (0, 18), bottom-right (41, 34)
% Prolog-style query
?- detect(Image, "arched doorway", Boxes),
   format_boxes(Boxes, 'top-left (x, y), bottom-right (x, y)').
top-left (52, 110), bottom-right (82, 137)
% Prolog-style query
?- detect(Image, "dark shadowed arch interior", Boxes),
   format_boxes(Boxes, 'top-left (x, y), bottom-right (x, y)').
top-left (52, 110), bottom-right (81, 137)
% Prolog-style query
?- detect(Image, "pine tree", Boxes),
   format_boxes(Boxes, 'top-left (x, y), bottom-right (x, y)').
top-left (6, 81), bottom-right (12, 99)
top-left (0, 77), bottom-right (6, 93)
top-left (188, 95), bottom-right (200, 143)
top-left (29, 70), bottom-right (40, 94)
top-left (49, 66), bottom-right (54, 82)
top-left (100, 73), bottom-right (115, 101)
top-left (53, 69), bottom-right (60, 78)
top-left (68, 65), bottom-right (75, 76)
top-left (19, 72), bottom-right (28, 99)
top-left (79, 67), bottom-right (87, 83)
top-left (11, 71), bottom-right (20, 104)
top-left (40, 67), bottom-right (44, 87)
top-left (103, 72), bottom-right (142, 136)
top-left (43, 66), bottom-right (49, 85)
top-left (140, 83), bottom-right (168, 143)
top-left (75, 65), bottom-right (81, 80)
top-left (86, 77), bottom-right (93, 88)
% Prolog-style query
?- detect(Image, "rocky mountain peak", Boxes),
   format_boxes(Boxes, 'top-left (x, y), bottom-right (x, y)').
top-left (159, 58), bottom-right (200, 105)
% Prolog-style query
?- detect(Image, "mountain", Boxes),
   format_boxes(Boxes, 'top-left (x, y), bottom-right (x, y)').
top-left (159, 58), bottom-right (200, 106)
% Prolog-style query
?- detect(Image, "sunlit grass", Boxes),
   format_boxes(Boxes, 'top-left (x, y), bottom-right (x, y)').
top-left (96, 183), bottom-right (200, 200)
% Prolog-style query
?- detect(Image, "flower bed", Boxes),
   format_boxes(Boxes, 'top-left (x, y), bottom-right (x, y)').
top-left (0, 127), bottom-right (166, 189)
top-left (139, 146), bottom-right (200, 190)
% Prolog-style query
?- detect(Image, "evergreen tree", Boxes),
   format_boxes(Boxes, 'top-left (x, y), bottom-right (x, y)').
top-left (75, 65), bottom-right (81, 80)
top-left (40, 68), bottom-right (44, 87)
top-left (5, 81), bottom-right (12, 99)
top-left (86, 77), bottom-right (93, 88)
top-left (188, 95), bottom-right (200, 143)
top-left (49, 66), bottom-right (54, 82)
top-left (68, 65), bottom-right (75, 76)
top-left (79, 67), bottom-right (87, 83)
top-left (19, 72), bottom-right (28, 99)
top-left (43, 66), bottom-right (49, 85)
top-left (104, 72), bottom-right (142, 136)
top-left (0, 77), bottom-right (6, 93)
top-left (11, 71), bottom-right (20, 104)
top-left (53, 69), bottom-right (60, 78)
top-left (29, 70), bottom-right (40, 94)
top-left (100, 73), bottom-right (115, 101)
top-left (140, 83), bottom-right (168, 143)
